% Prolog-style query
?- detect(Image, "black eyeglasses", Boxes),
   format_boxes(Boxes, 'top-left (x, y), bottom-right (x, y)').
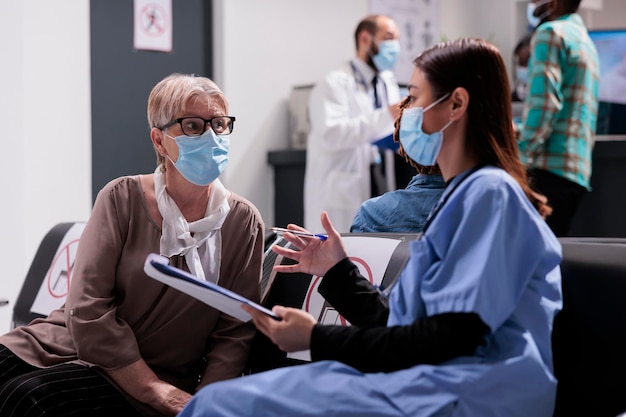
top-left (159, 116), bottom-right (236, 136)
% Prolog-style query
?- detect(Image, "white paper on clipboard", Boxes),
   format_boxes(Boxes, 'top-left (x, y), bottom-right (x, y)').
top-left (143, 253), bottom-right (280, 322)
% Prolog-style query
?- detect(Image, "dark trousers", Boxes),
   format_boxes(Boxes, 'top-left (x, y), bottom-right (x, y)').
top-left (528, 168), bottom-right (587, 237)
top-left (0, 345), bottom-right (139, 417)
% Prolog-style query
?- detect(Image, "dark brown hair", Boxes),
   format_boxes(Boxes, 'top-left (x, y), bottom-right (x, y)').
top-left (562, 0), bottom-right (582, 14)
top-left (412, 38), bottom-right (551, 217)
top-left (354, 15), bottom-right (380, 50)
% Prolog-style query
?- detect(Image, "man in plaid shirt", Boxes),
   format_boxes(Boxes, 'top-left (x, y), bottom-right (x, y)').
top-left (518, 0), bottom-right (600, 236)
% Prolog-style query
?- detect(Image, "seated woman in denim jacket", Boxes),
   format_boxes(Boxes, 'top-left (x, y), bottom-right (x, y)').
top-left (350, 96), bottom-right (445, 234)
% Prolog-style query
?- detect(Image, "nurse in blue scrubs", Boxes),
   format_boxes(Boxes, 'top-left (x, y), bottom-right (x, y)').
top-left (178, 37), bottom-right (561, 417)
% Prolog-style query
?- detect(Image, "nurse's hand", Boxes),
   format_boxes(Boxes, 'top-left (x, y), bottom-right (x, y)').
top-left (272, 211), bottom-right (348, 277)
top-left (242, 305), bottom-right (316, 352)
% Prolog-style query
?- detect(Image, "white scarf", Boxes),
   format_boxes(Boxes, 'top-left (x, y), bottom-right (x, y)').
top-left (154, 166), bottom-right (230, 282)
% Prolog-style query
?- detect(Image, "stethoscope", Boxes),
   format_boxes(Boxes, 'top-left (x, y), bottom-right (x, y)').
top-left (349, 60), bottom-right (389, 107)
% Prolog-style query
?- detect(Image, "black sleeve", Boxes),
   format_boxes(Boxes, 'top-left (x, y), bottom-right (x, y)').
top-left (310, 312), bottom-right (490, 373)
top-left (317, 258), bottom-right (389, 327)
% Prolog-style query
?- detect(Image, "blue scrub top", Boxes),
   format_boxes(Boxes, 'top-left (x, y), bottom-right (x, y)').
top-left (178, 166), bottom-right (563, 417)
top-left (386, 165), bottom-right (562, 415)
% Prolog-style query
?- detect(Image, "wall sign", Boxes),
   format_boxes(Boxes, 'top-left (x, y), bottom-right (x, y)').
top-left (369, 0), bottom-right (441, 85)
top-left (134, 0), bottom-right (173, 52)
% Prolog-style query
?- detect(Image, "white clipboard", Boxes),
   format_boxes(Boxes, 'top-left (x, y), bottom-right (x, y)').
top-left (143, 253), bottom-right (281, 322)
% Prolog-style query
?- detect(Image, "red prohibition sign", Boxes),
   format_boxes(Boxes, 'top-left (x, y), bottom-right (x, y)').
top-left (304, 256), bottom-right (374, 326)
top-left (47, 239), bottom-right (80, 298)
top-left (140, 4), bottom-right (168, 37)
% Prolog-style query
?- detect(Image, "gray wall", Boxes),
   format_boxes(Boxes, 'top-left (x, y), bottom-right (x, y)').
top-left (91, 0), bottom-right (213, 200)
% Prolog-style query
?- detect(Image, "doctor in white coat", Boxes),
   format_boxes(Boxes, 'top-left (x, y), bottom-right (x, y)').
top-left (304, 15), bottom-right (402, 233)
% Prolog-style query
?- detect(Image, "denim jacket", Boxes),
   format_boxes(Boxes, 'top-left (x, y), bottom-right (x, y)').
top-left (350, 174), bottom-right (445, 233)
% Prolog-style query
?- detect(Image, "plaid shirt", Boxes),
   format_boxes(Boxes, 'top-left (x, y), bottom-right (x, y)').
top-left (518, 13), bottom-right (600, 189)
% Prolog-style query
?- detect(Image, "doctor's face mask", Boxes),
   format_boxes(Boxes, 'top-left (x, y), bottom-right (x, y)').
top-left (399, 93), bottom-right (453, 166)
top-left (372, 39), bottom-right (401, 72)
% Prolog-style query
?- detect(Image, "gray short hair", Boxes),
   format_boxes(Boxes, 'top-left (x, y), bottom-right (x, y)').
top-left (147, 73), bottom-right (229, 129)
top-left (147, 73), bottom-right (229, 168)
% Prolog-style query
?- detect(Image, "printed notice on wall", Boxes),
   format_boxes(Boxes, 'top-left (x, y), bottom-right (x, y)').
top-left (369, 0), bottom-right (441, 85)
top-left (134, 0), bottom-right (173, 52)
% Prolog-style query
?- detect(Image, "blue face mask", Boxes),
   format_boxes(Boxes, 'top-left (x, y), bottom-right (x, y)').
top-left (399, 93), bottom-right (453, 166)
top-left (165, 129), bottom-right (229, 186)
top-left (372, 39), bottom-right (400, 72)
top-left (527, 0), bottom-right (551, 28)
top-left (515, 66), bottom-right (529, 84)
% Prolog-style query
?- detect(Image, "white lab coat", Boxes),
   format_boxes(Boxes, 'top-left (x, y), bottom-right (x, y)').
top-left (304, 58), bottom-right (401, 233)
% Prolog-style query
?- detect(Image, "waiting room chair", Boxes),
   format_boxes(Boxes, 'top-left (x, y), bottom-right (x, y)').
top-left (552, 237), bottom-right (626, 417)
top-left (12, 222), bottom-right (86, 329)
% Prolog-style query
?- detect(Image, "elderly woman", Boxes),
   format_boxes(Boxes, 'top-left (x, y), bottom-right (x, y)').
top-left (0, 73), bottom-right (264, 416)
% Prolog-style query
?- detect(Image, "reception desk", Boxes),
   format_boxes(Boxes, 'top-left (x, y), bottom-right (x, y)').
top-left (269, 135), bottom-right (626, 237)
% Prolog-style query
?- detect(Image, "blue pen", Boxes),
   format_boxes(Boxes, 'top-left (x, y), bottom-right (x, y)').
top-left (375, 284), bottom-right (392, 298)
top-left (270, 227), bottom-right (328, 241)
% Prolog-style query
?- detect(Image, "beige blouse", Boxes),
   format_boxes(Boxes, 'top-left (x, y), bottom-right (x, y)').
top-left (0, 176), bottom-right (264, 409)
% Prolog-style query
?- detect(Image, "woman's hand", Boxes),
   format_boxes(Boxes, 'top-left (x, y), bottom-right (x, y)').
top-left (271, 211), bottom-right (347, 277)
top-left (105, 359), bottom-right (192, 416)
top-left (242, 305), bottom-right (317, 353)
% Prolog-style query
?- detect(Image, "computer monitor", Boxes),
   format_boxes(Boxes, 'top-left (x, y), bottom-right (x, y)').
top-left (588, 29), bottom-right (626, 134)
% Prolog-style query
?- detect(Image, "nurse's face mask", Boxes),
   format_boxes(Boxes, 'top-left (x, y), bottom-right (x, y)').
top-left (399, 93), bottom-right (453, 167)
